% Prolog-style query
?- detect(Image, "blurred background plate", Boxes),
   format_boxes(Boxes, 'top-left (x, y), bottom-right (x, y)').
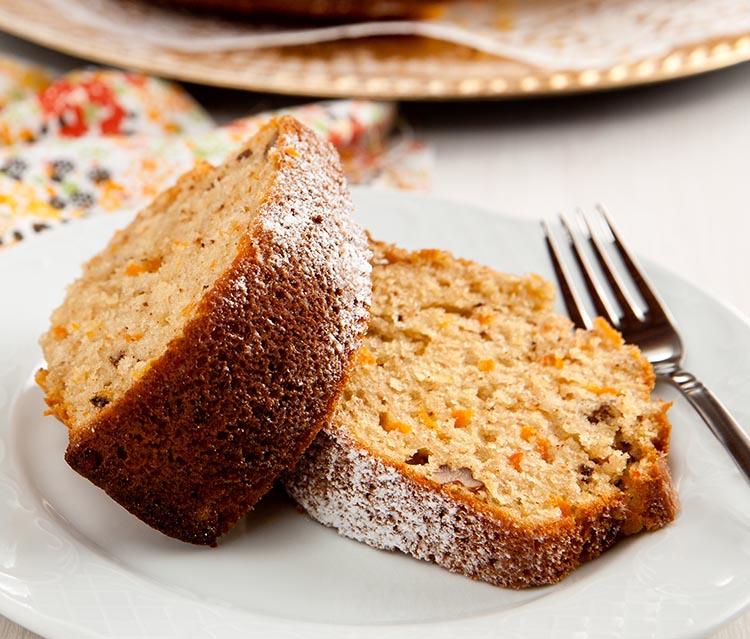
top-left (0, 0), bottom-right (749, 100)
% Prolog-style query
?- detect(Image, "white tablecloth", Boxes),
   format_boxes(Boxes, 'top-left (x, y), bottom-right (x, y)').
top-left (0, 30), bottom-right (747, 639)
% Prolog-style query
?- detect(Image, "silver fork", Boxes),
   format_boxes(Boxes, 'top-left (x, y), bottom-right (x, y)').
top-left (542, 205), bottom-right (750, 481)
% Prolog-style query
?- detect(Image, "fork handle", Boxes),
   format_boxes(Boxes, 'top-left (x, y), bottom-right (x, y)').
top-left (663, 368), bottom-right (750, 482)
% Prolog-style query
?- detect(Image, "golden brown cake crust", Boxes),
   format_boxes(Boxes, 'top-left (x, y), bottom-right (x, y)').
top-left (43, 117), bottom-right (371, 545)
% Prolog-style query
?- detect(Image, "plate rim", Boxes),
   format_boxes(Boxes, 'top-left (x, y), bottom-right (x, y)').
top-left (0, 187), bottom-right (749, 639)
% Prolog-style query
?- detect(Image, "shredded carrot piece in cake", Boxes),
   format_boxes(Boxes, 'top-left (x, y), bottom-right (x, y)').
top-left (508, 451), bottom-right (524, 471)
top-left (452, 408), bottom-right (473, 428)
top-left (125, 257), bottom-right (163, 276)
top-left (124, 332), bottom-right (144, 343)
top-left (478, 358), bottom-right (495, 372)
top-left (540, 353), bottom-right (565, 369)
top-left (477, 312), bottom-right (493, 325)
top-left (584, 384), bottom-right (619, 396)
top-left (380, 413), bottom-right (412, 434)
top-left (418, 407), bottom-right (438, 430)
top-left (535, 437), bottom-right (552, 462)
top-left (416, 248), bottom-right (445, 261)
top-left (594, 317), bottom-right (624, 347)
top-left (35, 368), bottom-right (48, 387)
top-left (52, 325), bottom-right (68, 339)
top-left (520, 425), bottom-right (536, 441)
top-left (388, 421), bottom-right (412, 435)
top-left (552, 497), bottom-right (572, 517)
top-left (418, 407), bottom-right (450, 441)
top-left (357, 346), bottom-right (377, 366)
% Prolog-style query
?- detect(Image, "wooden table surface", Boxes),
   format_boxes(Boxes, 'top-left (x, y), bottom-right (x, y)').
top-left (0, 29), bottom-right (748, 639)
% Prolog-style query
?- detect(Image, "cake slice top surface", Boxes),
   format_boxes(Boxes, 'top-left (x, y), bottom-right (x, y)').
top-left (333, 241), bottom-right (671, 526)
top-left (39, 116), bottom-right (369, 432)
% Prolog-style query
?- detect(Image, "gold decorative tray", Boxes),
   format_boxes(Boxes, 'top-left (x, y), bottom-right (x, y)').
top-left (0, 0), bottom-right (748, 99)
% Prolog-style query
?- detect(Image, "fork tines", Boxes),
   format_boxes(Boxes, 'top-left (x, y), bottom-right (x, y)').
top-left (542, 205), bottom-right (670, 332)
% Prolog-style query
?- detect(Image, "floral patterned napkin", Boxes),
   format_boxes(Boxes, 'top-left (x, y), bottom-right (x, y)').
top-left (0, 59), bottom-right (431, 248)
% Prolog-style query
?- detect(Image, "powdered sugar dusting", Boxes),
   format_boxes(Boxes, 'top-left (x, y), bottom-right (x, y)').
top-left (215, 116), bottom-right (371, 384)
top-left (285, 422), bottom-right (665, 588)
top-left (286, 426), bottom-right (464, 563)
top-left (233, 275), bottom-right (248, 295)
top-left (254, 118), bottom-right (371, 361)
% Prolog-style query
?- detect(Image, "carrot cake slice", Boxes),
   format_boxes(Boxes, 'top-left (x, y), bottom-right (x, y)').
top-left (38, 116), bottom-right (371, 545)
top-left (284, 240), bottom-right (677, 588)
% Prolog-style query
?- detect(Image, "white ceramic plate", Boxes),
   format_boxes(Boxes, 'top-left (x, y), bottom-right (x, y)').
top-left (1, 188), bottom-right (749, 639)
